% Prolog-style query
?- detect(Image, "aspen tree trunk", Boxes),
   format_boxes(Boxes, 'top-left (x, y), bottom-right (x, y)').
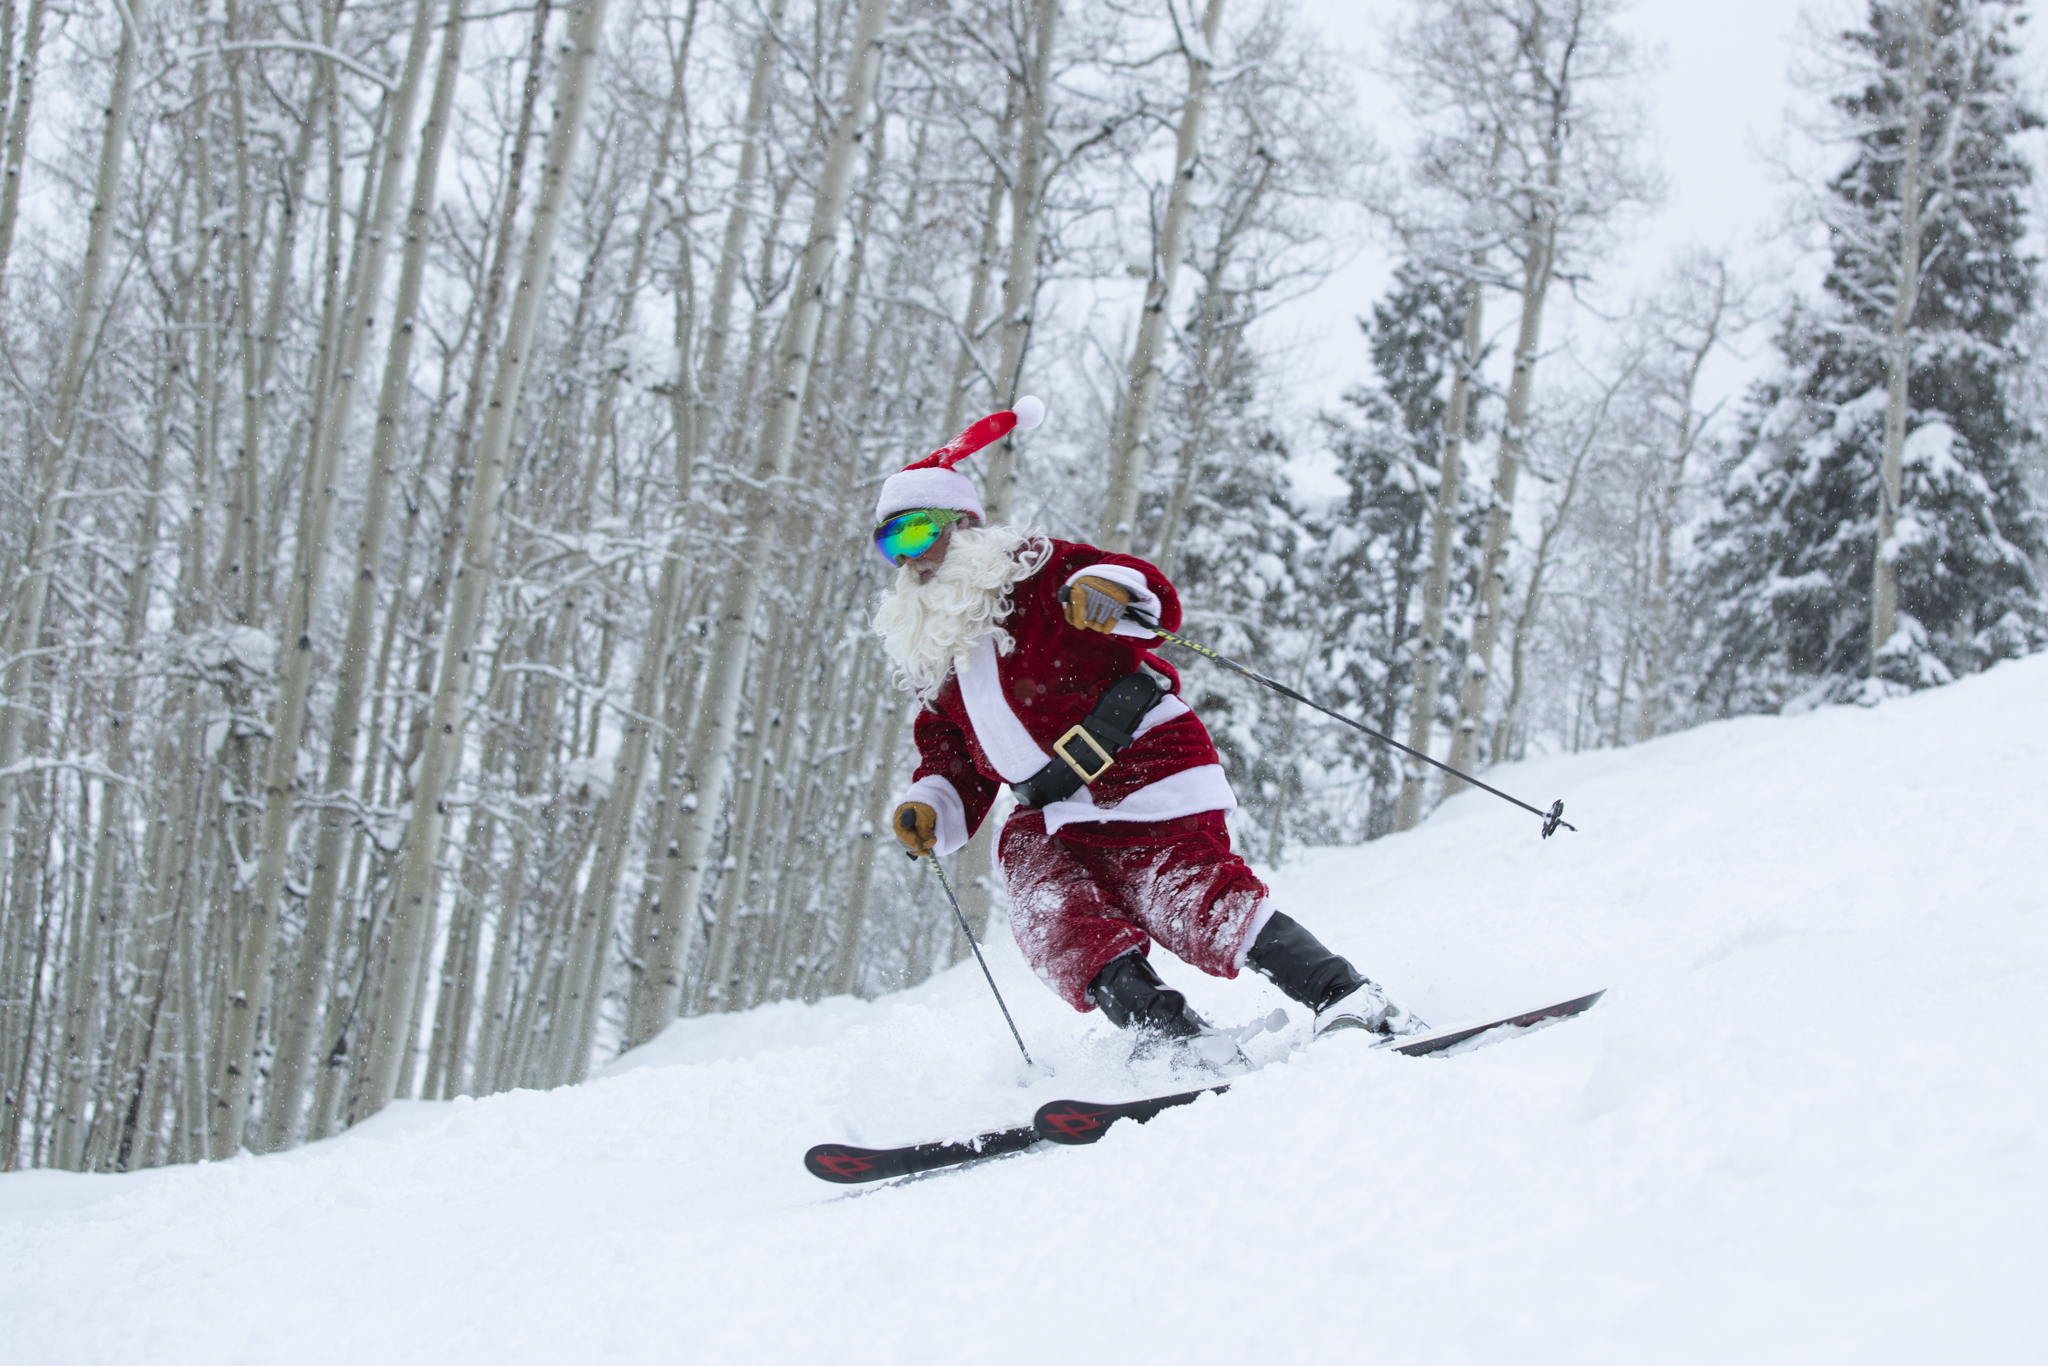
top-left (1099, 0), bottom-right (1226, 551)
top-left (419, 651), bottom-right (516, 1097)
top-left (540, 26), bottom-right (694, 1078)
top-left (220, 0), bottom-right (321, 625)
top-left (1871, 2), bottom-right (1933, 675)
top-left (77, 356), bottom-right (176, 1171)
top-left (621, 579), bottom-right (714, 1042)
top-left (691, 582), bottom-right (814, 1017)
top-left (475, 631), bottom-right (572, 1092)
top-left (697, 649), bottom-right (784, 1014)
top-left (4, 873), bottom-right (55, 1166)
top-left (797, 647), bottom-right (882, 999)
top-left (1393, 271), bottom-right (1485, 832)
top-left (169, 831), bottom-right (215, 1161)
top-left (0, 0), bottom-right (43, 297)
top-left (381, 0), bottom-right (552, 813)
top-left (225, 0), bottom-right (440, 1155)
top-left (351, 0), bottom-right (614, 1120)
top-left (945, 104), bottom-right (1015, 432)
top-left (51, 340), bottom-right (180, 1164)
top-left (980, 0), bottom-right (1058, 524)
top-left (824, 86), bottom-right (885, 415)
top-left (1637, 266), bottom-right (1728, 743)
top-left (737, 564), bottom-right (842, 1007)
top-left (628, 0), bottom-right (888, 1038)
top-left (1445, 207), bottom-right (1557, 790)
top-left (49, 806), bottom-right (105, 1169)
top-left (504, 617), bottom-right (588, 1089)
top-left (470, 833), bottom-right (527, 1093)
top-left (619, 0), bottom-right (785, 1045)
top-left (214, 57), bottom-right (357, 1143)
top-left (263, 0), bottom-right (469, 1152)
top-left (139, 711), bottom-right (218, 1160)
top-left (0, 0), bottom-right (13, 141)
top-left (1156, 182), bottom-right (1263, 577)
top-left (1607, 483), bottom-right (1650, 747)
top-left (115, 925), bottom-right (177, 1170)
top-left (1494, 359), bottom-right (1632, 762)
top-left (0, 11), bottom-right (137, 945)
top-left (422, 658), bottom-right (523, 1098)
top-left (826, 698), bottom-right (906, 998)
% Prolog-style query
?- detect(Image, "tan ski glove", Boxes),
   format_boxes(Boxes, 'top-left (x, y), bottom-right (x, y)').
top-left (1063, 575), bottom-right (1134, 633)
top-left (892, 801), bottom-right (938, 856)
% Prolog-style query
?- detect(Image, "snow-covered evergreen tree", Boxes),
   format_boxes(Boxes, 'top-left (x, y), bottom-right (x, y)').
top-left (1691, 0), bottom-right (2048, 710)
top-left (1148, 364), bottom-right (1315, 864)
top-left (1310, 262), bottom-right (1483, 838)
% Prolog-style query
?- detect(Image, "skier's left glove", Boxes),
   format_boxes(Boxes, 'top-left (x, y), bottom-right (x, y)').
top-left (892, 802), bottom-right (938, 857)
top-left (1063, 575), bottom-right (1133, 633)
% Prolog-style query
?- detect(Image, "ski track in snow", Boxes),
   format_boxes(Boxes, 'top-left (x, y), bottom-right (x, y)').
top-left (5, 657), bottom-right (2045, 1364)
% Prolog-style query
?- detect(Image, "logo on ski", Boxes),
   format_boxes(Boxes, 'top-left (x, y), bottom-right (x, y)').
top-left (1035, 1105), bottom-right (1112, 1140)
top-left (807, 1147), bottom-right (876, 1179)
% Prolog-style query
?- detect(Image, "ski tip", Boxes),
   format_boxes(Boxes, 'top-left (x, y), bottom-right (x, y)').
top-left (1033, 1085), bottom-right (1225, 1146)
top-left (1033, 1100), bottom-right (1120, 1146)
top-left (804, 1143), bottom-right (886, 1184)
top-left (1387, 987), bottom-right (1608, 1058)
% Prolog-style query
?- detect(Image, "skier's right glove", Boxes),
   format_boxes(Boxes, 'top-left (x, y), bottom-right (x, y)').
top-left (892, 801), bottom-right (937, 857)
top-left (1062, 575), bottom-right (1133, 633)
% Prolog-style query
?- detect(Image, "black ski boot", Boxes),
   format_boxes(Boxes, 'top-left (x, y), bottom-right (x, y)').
top-left (1245, 912), bottom-right (1424, 1038)
top-left (1087, 952), bottom-right (1240, 1069)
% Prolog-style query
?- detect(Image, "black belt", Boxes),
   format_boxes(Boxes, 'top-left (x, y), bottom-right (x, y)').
top-left (1010, 672), bottom-right (1165, 809)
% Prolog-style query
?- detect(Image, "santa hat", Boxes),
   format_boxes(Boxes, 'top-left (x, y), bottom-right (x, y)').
top-left (874, 396), bottom-right (1045, 524)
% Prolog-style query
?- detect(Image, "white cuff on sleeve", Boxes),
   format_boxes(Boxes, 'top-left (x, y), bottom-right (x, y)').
top-left (1066, 563), bottom-right (1164, 639)
top-left (901, 774), bottom-right (970, 857)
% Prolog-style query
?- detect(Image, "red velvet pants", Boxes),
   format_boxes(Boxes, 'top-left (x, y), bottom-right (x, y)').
top-left (998, 809), bottom-right (1270, 1011)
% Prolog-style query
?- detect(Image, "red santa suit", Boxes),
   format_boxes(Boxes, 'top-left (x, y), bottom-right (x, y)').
top-left (895, 539), bottom-right (1276, 1010)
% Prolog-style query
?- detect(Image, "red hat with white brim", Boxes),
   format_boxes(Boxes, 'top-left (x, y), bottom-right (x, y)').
top-left (874, 396), bottom-right (1045, 524)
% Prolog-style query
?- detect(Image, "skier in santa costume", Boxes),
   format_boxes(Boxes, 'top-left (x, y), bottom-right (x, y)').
top-left (872, 397), bottom-right (1423, 1060)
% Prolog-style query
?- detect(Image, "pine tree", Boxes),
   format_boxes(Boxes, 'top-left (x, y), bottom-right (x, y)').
top-left (1151, 379), bottom-right (1311, 863)
top-left (1691, 0), bottom-right (2047, 709)
top-left (1310, 262), bottom-right (1480, 838)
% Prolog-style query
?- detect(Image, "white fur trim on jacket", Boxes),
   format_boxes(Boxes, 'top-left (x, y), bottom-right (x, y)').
top-left (956, 636), bottom-right (1048, 783)
top-left (1039, 761), bottom-right (1237, 838)
top-left (1064, 563), bottom-right (1165, 640)
top-left (899, 774), bottom-right (971, 858)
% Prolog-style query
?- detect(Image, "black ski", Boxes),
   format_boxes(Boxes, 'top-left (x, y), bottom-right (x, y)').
top-left (804, 1121), bottom-right (1040, 1185)
top-left (1034, 1087), bottom-right (1229, 1144)
top-left (803, 989), bottom-right (1607, 1178)
top-left (1375, 987), bottom-right (1605, 1058)
top-left (1030, 989), bottom-right (1607, 1148)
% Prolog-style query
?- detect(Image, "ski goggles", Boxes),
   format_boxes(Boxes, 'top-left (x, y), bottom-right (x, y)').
top-left (873, 508), bottom-right (970, 565)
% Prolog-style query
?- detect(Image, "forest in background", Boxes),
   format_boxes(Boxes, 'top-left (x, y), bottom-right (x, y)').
top-left (1, 0), bottom-right (2042, 1172)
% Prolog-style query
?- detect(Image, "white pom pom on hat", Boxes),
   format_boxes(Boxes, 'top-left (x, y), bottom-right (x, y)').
top-left (874, 396), bottom-right (1046, 524)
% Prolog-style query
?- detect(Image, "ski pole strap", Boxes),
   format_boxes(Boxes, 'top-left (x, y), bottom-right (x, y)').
top-left (1009, 671), bottom-right (1165, 809)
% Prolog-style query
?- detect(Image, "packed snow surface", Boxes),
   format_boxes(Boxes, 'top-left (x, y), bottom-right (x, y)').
top-left (6, 657), bottom-right (2044, 1364)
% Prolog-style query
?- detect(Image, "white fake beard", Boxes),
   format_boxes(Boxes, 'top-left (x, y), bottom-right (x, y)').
top-left (872, 525), bottom-right (1053, 703)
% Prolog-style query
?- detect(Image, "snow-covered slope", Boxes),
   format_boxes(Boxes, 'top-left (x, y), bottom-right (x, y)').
top-left (6, 657), bottom-right (2044, 1365)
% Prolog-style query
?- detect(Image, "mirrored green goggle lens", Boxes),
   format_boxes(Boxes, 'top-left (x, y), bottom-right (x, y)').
top-left (874, 509), bottom-right (964, 564)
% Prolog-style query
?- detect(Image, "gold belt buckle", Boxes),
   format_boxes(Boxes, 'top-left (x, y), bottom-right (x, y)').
top-left (1053, 725), bottom-right (1115, 783)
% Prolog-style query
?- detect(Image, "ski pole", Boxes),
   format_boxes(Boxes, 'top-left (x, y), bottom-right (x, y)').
top-left (1115, 601), bottom-right (1575, 838)
top-left (915, 851), bottom-right (1035, 1068)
